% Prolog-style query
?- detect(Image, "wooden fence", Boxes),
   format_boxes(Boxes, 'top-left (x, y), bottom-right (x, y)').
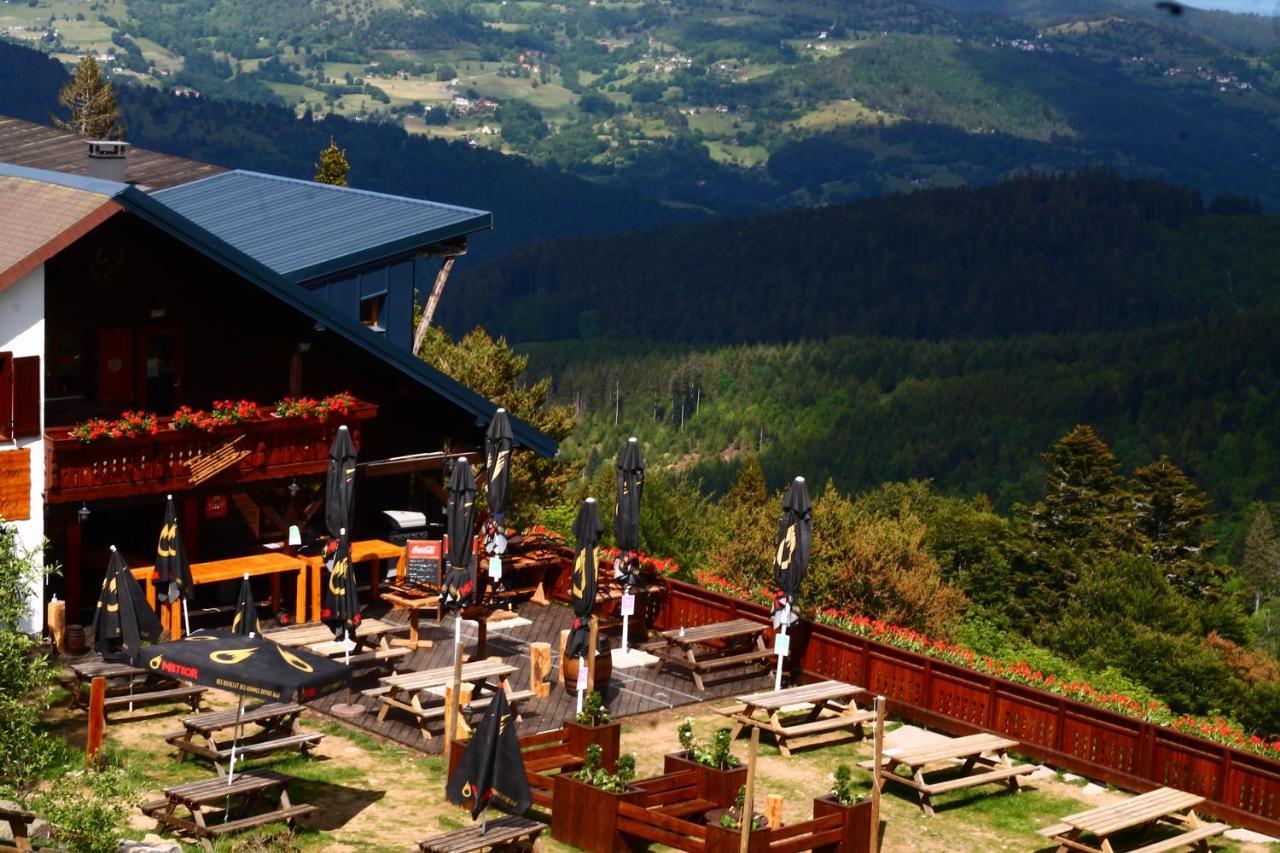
top-left (648, 578), bottom-right (1280, 838)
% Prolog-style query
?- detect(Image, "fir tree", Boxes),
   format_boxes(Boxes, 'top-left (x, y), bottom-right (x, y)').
top-left (1243, 505), bottom-right (1280, 614)
top-left (53, 56), bottom-right (120, 139)
top-left (313, 137), bottom-right (349, 186)
top-left (722, 455), bottom-right (767, 513)
top-left (1026, 425), bottom-right (1131, 554)
top-left (1129, 455), bottom-right (1223, 596)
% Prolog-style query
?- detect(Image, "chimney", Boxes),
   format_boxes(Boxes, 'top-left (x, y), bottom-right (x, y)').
top-left (86, 140), bottom-right (129, 182)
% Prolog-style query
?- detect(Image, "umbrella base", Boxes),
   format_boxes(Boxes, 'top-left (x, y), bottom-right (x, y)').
top-left (330, 702), bottom-right (366, 719)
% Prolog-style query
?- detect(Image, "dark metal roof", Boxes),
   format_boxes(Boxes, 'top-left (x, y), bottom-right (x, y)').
top-left (152, 170), bottom-right (493, 283)
top-left (0, 116), bottom-right (223, 190)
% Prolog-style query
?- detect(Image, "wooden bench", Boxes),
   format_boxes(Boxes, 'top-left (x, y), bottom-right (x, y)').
top-left (859, 732), bottom-right (1033, 817)
top-left (643, 618), bottom-right (773, 691)
top-left (0, 803), bottom-right (38, 852)
top-left (69, 659), bottom-right (206, 720)
top-left (366, 659), bottom-right (518, 741)
top-left (1038, 786), bottom-right (1230, 853)
top-left (163, 701), bottom-right (321, 774)
top-left (418, 814), bottom-right (544, 852)
top-left (102, 685), bottom-right (206, 718)
top-left (720, 680), bottom-right (876, 758)
top-left (140, 769), bottom-right (314, 852)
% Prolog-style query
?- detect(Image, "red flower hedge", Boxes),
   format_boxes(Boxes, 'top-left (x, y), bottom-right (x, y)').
top-left (70, 392), bottom-right (358, 443)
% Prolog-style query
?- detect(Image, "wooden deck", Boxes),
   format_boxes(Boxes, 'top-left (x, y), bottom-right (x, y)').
top-left (306, 600), bottom-right (774, 753)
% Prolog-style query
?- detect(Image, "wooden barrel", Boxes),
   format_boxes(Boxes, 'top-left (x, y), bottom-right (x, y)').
top-left (64, 624), bottom-right (86, 654)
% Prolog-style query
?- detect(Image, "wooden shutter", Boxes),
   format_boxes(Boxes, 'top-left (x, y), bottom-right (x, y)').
top-left (12, 356), bottom-right (39, 439)
top-left (0, 352), bottom-right (11, 441)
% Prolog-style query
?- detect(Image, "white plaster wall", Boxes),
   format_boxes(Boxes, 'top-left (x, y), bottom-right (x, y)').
top-left (0, 264), bottom-right (45, 634)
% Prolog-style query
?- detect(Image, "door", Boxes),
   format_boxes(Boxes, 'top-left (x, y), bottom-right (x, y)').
top-left (137, 325), bottom-right (184, 411)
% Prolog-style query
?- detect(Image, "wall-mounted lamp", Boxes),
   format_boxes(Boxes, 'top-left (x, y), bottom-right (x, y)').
top-left (288, 479), bottom-right (301, 497)
top-left (77, 503), bottom-right (91, 523)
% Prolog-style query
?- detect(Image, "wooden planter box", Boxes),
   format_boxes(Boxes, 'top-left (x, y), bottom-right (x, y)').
top-left (563, 719), bottom-right (622, 772)
top-left (702, 809), bottom-right (769, 853)
top-left (812, 795), bottom-right (873, 853)
top-left (550, 773), bottom-right (645, 852)
top-left (663, 751), bottom-right (748, 808)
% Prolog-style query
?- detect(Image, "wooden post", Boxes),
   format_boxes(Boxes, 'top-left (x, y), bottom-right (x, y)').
top-left (444, 619), bottom-right (465, 754)
top-left (530, 641), bottom-right (552, 698)
top-left (47, 598), bottom-right (66, 654)
top-left (870, 695), bottom-right (885, 853)
top-left (765, 794), bottom-right (784, 829)
top-left (86, 676), bottom-right (106, 765)
top-left (444, 684), bottom-right (473, 742)
top-left (740, 725), bottom-right (759, 853)
top-left (587, 615), bottom-right (599, 691)
top-left (413, 254), bottom-right (461, 354)
top-left (557, 629), bottom-right (569, 686)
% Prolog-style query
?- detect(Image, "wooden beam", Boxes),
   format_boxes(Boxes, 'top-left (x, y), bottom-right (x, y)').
top-left (414, 252), bottom-right (463, 355)
top-left (86, 677), bottom-right (106, 765)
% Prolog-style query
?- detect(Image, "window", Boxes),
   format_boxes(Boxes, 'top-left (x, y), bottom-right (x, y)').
top-left (48, 331), bottom-right (84, 398)
top-left (0, 353), bottom-right (40, 441)
top-left (360, 293), bottom-right (386, 333)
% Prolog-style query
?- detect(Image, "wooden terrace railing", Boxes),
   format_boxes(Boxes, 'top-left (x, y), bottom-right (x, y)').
top-left (43, 401), bottom-right (378, 503)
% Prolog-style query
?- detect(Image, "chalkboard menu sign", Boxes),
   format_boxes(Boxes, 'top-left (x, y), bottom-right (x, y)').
top-left (405, 540), bottom-right (442, 586)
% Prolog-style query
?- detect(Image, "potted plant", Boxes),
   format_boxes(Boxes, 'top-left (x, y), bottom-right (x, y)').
top-left (664, 718), bottom-right (748, 807)
top-left (564, 690), bottom-right (621, 771)
top-left (812, 764), bottom-right (873, 852)
top-left (704, 785), bottom-right (769, 853)
top-left (551, 745), bottom-right (644, 852)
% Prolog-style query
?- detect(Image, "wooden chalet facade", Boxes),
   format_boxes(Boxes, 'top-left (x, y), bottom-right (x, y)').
top-left (0, 134), bottom-right (554, 631)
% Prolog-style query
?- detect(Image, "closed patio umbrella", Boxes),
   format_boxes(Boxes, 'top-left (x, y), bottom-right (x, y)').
top-left (323, 528), bottom-right (362, 654)
top-left (567, 498), bottom-right (603, 715)
top-left (772, 476), bottom-right (812, 690)
top-left (92, 546), bottom-right (162, 662)
top-left (134, 629), bottom-right (348, 783)
top-left (612, 438), bottom-right (644, 653)
top-left (325, 425), bottom-right (357, 539)
top-left (446, 688), bottom-right (532, 828)
top-left (154, 494), bottom-right (194, 636)
top-left (231, 573), bottom-right (259, 637)
top-left (483, 410), bottom-right (514, 587)
top-left (442, 458), bottom-right (478, 748)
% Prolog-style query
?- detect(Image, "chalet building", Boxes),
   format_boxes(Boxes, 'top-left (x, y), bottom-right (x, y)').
top-left (0, 122), bottom-right (555, 633)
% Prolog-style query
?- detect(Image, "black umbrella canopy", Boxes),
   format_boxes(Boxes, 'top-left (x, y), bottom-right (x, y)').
top-left (442, 458), bottom-right (478, 612)
top-left (772, 477), bottom-right (812, 628)
top-left (485, 409), bottom-right (514, 523)
top-left (613, 436), bottom-right (645, 554)
top-left (566, 498), bottom-right (603, 659)
top-left (446, 688), bottom-right (532, 820)
top-left (154, 495), bottom-right (193, 605)
top-left (134, 630), bottom-right (349, 703)
top-left (325, 426), bottom-right (357, 538)
top-left (323, 529), bottom-right (361, 639)
top-left (231, 574), bottom-right (260, 637)
top-left (92, 548), bottom-right (163, 661)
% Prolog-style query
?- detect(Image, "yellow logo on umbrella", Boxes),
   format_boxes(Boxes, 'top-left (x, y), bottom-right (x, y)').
top-left (106, 576), bottom-right (119, 612)
top-left (158, 521), bottom-right (178, 558)
top-left (278, 646), bottom-right (314, 673)
top-left (149, 655), bottom-right (162, 670)
top-left (328, 556), bottom-right (350, 596)
top-left (491, 449), bottom-right (509, 484)
top-left (776, 524), bottom-right (797, 574)
top-left (211, 648), bottom-right (256, 664)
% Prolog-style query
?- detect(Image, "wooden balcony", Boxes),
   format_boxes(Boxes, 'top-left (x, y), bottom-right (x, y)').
top-left (44, 401), bottom-right (378, 504)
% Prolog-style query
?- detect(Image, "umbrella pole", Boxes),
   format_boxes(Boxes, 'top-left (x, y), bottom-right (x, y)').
top-left (227, 694), bottom-right (245, 787)
top-left (575, 655), bottom-right (585, 716)
top-left (773, 602), bottom-right (790, 691)
top-left (446, 613), bottom-right (464, 754)
top-left (182, 598), bottom-right (190, 638)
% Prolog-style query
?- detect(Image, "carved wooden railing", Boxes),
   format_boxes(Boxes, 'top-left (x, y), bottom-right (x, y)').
top-left (44, 401), bottom-right (377, 503)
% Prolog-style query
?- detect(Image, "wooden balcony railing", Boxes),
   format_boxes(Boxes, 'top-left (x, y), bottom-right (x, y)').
top-left (44, 401), bottom-right (378, 504)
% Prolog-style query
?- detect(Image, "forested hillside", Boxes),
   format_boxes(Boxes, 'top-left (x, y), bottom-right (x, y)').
top-left (448, 171), bottom-right (1275, 342)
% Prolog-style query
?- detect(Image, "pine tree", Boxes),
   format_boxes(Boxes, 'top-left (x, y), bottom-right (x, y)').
top-left (1026, 425), bottom-right (1131, 553)
top-left (1130, 455), bottom-right (1223, 596)
top-left (722, 455), bottom-right (767, 513)
top-left (1242, 505), bottom-right (1280, 614)
top-left (313, 137), bottom-right (349, 186)
top-left (53, 56), bottom-right (120, 139)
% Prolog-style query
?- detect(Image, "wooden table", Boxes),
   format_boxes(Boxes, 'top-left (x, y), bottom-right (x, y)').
top-left (364, 659), bottom-right (527, 740)
top-left (133, 552), bottom-right (308, 639)
top-left (0, 803), bottom-right (38, 852)
top-left (858, 732), bottom-right (1034, 817)
top-left (139, 768), bottom-right (315, 852)
top-left (418, 814), bottom-right (544, 852)
top-left (69, 659), bottom-right (205, 719)
top-left (718, 680), bottom-right (876, 757)
top-left (261, 617), bottom-right (412, 671)
top-left (381, 589), bottom-right (441, 650)
top-left (644, 618), bottom-right (773, 691)
top-left (164, 702), bottom-right (322, 775)
top-left (303, 538), bottom-right (405, 626)
top-left (1038, 787), bottom-right (1229, 853)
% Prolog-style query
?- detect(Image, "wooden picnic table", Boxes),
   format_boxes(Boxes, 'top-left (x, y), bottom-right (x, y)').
top-left (364, 659), bottom-right (529, 740)
top-left (858, 731), bottom-right (1034, 817)
top-left (418, 814), bottom-right (544, 852)
top-left (0, 803), bottom-right (38, 852)
top-left (68, 659), bottom-right (205, 719)
top-left (302, 538), bottom-right (405, 626)
top-left (260, 617), bottom-right (412, 671)
top-left (717, 679), bottom-right (877, 757)
top-left (643, 617), bottom-right (773, 691)
top-left (133, 552), bottom-right (308, 639)
top-left (1038, 787), bottom-right (1230, 853)
top-left (139, 768), bottom-right (314, 852)
top-left (163, 701), bottom-right (322, 774)
top-left (380, 589), bottom-right (441, 651)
